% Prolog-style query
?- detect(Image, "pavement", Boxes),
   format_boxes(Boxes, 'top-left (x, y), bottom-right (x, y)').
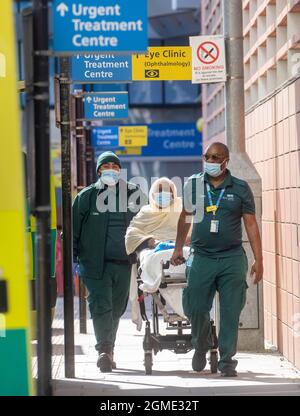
top-left (33, 297), bottom-right (300, 396)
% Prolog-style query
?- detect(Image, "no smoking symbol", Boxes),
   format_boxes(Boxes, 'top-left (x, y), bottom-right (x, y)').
top-left (197, 41), bottom-right (220, 64)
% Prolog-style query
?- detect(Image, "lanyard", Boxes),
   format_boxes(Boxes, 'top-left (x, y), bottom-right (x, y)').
top-left (206, 183), bottom-right (225, 214)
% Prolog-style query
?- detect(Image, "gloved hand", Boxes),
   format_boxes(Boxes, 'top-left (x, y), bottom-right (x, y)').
top-left (72, 262), bottom-right (80, 277)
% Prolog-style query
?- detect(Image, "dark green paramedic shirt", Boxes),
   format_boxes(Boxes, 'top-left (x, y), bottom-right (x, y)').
top-left (103, 187), bottom-right (129, 261)
top-left (184, 170), bottom-right (255, 257)
top-left (104, 211), bottom-right (128, 261)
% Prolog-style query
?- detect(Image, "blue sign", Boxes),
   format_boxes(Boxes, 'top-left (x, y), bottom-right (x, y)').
top-left (83, 92), bottom-right (129, 120)
top-left (71, 54), bottom-right (132, 83)
top-left (92, 127), bottom-right (119, 148)
top-left (53, 0), bottom-right (148, 54)
top-left (92, 123), bottom-right (202, 158)
top-left (143, 123), bottom-right (202, 158)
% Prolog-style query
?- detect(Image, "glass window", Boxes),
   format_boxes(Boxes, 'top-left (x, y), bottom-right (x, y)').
top-left (129, 81), bottom-right (163, 105)
top-left (165, 81), bottom-right (200, 105)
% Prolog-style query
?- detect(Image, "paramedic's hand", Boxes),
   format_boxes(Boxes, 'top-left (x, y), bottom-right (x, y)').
top-left (170, 248), bottom-right (184, 266)
top-left (250, 260), bottom-right (264, 284)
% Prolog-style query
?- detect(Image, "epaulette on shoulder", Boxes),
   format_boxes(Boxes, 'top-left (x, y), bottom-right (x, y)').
top-left (189, 172), bottom-right (204, 181)
top-left (78, 184), bottom-right (95, 197)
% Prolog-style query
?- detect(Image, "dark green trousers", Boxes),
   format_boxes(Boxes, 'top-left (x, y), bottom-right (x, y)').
top-left (183, 252), bottom-right (248, 371)
top-left (82, 262), bottom-right (131, 353)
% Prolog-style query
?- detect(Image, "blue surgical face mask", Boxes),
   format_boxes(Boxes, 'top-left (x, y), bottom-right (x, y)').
top-left (154, 192), bottom-right (173, 208)
top-left (100, 169), bottom-right (120, 186)
top-left (204, 161), bottom-right (227, 178)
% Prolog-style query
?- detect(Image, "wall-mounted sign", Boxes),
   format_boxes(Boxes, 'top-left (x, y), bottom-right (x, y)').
top-left (83, 92), bottom-right (128, 120)
top-left (53, 0), bottom-right (148, 54)
top-left (190, 35), bottom-right (226, 84)
top-left (92, 123), bottom-right (202, 160)
top-left (71, 54), bottom-right (132, 83)
top-left (116, 147), bottom-right (142, 156)
top-left (132, 47), bottom-right (192, 81)
top-left (119, 126), bottom-right (148, 147)
top-left (91, 126), bottom-right (119, 148)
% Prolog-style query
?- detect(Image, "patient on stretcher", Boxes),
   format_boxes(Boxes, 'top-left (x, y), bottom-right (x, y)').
top-left (125, 177), bottom-right (191, 330)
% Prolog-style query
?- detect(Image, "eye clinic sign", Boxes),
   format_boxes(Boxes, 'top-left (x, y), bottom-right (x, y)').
top-left (132, 47), bottom-right (192, 81)
top-left (190, 35), bottom-right (226, 84)
top-left (53, 0), bottom-right (148, 54)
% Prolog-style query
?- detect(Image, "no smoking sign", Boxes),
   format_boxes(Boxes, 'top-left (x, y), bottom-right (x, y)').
top-left (197, 41), bottom-right (219, 64)
top-left (190, 35), bottom-right (226, 84)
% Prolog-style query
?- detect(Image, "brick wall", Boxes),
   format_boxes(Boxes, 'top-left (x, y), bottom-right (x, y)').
top-left (245, 78), bottom-right (300, 369)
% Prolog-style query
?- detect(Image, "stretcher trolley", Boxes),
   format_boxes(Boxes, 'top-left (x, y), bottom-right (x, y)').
top-left (136, 258), bottom-right (219, 375)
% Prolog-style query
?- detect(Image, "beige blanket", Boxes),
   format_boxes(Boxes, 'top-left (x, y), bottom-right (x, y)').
top-left (125, 178), bottom-right (184, 255)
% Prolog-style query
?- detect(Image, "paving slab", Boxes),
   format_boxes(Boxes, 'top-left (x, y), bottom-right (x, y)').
top-left (36, 298), bottom-right (300, 396)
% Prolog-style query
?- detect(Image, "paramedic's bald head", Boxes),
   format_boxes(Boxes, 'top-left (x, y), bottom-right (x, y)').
top-left (204, 143), bottom-right (229, 163)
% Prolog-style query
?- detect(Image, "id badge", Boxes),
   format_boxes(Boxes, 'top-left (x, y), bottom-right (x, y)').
top-left (206, 205), bottom-right (218, 214)
top-left (210, 220), bottom-right (219, 234)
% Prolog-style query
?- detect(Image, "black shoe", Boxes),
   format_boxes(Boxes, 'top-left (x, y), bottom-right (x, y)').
top-left (97, 353), bottom-right (113, 373)
top-left (220, 368), bottom-right (237, 377)
top-left (192, 350), bottom-right (207, 372)
top-left (111, 352), bottom-right (117, 370)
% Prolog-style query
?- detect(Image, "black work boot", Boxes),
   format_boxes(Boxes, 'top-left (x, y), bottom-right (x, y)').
top-left (220, 367), bottom-right (238, 377)
top-left (111, 351), bottom-right (117, 370)
top-left (97, 352), bottom-right (113, 373)
top-left (192, 350), bottom-right (207, 372)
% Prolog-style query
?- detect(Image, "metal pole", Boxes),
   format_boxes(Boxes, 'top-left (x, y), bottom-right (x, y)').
top-left (22, 7), bottom-right (36, 212)
top-left (85, 126), bottom-right (96, 184)
top-left (59, 57), bottom-right (75, 378)
top-left (74, 96), bottom-right (87, 334)
top-left (223, 0), bottom-right (245, 153)
top-left (32, 0), bottom-right (52, 396)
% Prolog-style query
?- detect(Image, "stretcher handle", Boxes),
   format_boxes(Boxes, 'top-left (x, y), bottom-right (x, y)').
top-left (163, 257), bottom-right (186, 269)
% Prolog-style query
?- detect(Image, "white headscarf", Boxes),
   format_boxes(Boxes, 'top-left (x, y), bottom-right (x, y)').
top-left (125, 177), bottom-right (182, 255)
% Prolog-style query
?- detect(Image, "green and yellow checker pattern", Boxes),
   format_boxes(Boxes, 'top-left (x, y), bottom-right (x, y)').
top-left (26, 173), bottom-right (57, 340)
top-left (0, 0), bottom-right (34, 396)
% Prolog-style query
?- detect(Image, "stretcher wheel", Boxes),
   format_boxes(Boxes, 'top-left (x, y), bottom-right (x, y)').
top-left (210, 351), bottom-right (218, 374)
top-left (144, 352), bottom-right (153, 375)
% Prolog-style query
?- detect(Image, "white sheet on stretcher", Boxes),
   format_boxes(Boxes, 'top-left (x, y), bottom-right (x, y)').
top-left (130, 247), bottom-right (190, 331)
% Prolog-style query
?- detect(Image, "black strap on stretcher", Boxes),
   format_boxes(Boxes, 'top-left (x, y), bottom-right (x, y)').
top-left (136, 259), bottom-right (149, 322)
top-left (137, 287), bottom-right (148, 322)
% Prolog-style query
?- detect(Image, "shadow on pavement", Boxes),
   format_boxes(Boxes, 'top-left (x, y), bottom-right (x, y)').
top-left (53, 377), bottom-right (300, 396)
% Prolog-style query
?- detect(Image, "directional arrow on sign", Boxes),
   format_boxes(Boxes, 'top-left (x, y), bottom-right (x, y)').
top-left (56, 2), bottom-right (69, 17)
top-left (86, 96), bottom-right (92, 104)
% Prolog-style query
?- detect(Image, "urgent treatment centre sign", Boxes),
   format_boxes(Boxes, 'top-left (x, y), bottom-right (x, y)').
top-left (83, 92), bottom-right (129, 120)
top-left (71, 54), bottom-right (132, 82)
top-left (53, 0), bottom-right (148, 54)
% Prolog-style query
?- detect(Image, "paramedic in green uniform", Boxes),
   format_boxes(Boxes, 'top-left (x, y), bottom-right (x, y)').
top-left (171, 143), bottom-right (263, 377)
top-left (73, 151), bottom-right (146, 373)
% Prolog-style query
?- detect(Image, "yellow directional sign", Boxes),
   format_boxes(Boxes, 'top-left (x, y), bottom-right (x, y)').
top-left (119, 126), bottom-right (148, 147)
top-left (132, 47), bottom-right (192, 81)
top-left (116, 147), bottom-right (142, 156)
